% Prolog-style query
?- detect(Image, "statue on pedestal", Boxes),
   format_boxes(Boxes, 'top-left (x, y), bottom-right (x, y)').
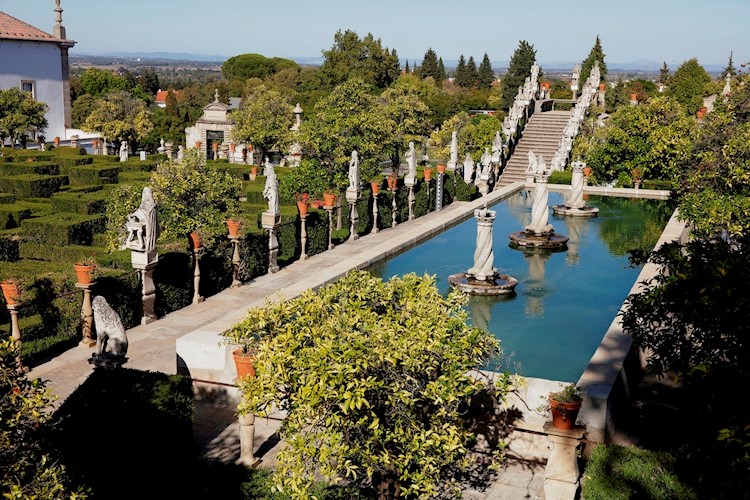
top-left (119, 140), bottom-right (128, 162)
top-left (263, 164), bottom-right (279, 215)
top-left (348, 150), bottom-right (360, 191)
top-left (405, 141), bottom-right (417, 178)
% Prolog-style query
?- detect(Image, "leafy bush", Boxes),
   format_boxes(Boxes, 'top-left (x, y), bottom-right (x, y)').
top-left (67, 165), bottom-right (120, 185)
top-left (22, 213), bottom-right (105, 246)
top-left (0, 174), bottom-right (67, 198)
top-left (548, 170), bottom-right (572, 185)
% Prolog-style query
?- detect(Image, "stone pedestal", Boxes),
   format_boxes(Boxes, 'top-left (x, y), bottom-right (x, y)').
top-left (390, 187), bottom-right (398, 227)
top-left (237, 412), bottom-right (261, 467)
top-left (543, 422), bottom-right (585, 500)
top-left (192, 246), bottom-right (204, 304)
top-left (436, 173), bottom-right (444, 211)
top-left (405, 176), bottom-right (416, 221)
top-left (76, 282), bottom-right (97, 346)
top-left (371, 192), bottom-right (380, 234)
top-left (261, 212), bottom-right (281, 274)
top-left (346, 187), bottom-right (360, 242)
top-left (300, 214), bottom-right (309, 260)
top-left (131, 250), bottom-right (158, 324)
top-left (230, 237), bottom-right (241, 287)
top-left (325, 207), bottom-right (335, 250)
top-left (7, 305), bottom-right (22, 371)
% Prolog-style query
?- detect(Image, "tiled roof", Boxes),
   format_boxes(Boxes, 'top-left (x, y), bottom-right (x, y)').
top-left (154, 90), bottom-right (181, 103)
top-left (0, 11), bottom-right (59, 42)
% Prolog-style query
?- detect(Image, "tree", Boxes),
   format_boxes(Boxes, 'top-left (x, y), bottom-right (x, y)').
top-left (222, 53), bottom-right (298, 81)
top-left (230, 271), bottom-right (511, 498)
top-left (71, 94), bottom-right (98, 129)
top-left (0, 88), bottom-right (48, 149)
top-left (230, 85), bottom-right (294, 166)
top-left (78, 68), bottom-right (126, 97)
top-left (141, 68), bottom-right (160, 95)
top-left (659, 62), bottom-right (670, 84)
top-left (499, 40), bottom-right (536, 109)
top-left (320, 30), bottom-right (400, 89)
top-left (437, 58), bottom-right (447, 83)
top-left (580, 35), bottom-right (607, 84)
top-left (82, 91), bottom-right (154, 152)
top-left (164, 90), bottom-right (179, 117)
top-left (454, 55), bottom-right (470, 87)
top-left (466, 56), bottom-right (479, 88)
top-left (150, 149), bottom-right (241, 243)
top-left (301, 78), bottom-right (391, 186)
top-left (405, 60), bottom-right (410, 74)
top-left (478, 53), bottom-right (495, 89)
top-left (378, 78), bottom-right (431, 171)
top-left (420, 48), bottom-right (440, 81)
top-left (667, 58), bottom-right (711, 115)
top-left (724, 51), bottom-right (736, 77)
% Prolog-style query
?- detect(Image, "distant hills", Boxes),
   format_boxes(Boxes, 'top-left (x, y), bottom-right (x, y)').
top-left (81, 52), bottom-right (725, 73)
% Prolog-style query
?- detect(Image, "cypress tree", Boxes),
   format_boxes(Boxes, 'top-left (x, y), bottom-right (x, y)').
top-left (405, 60), bottom-right (410, 74)
top-left (421, 48), bottom-right (440, 80)
top-left (660, 62), bottom-right (670, 84)
top-left (466, 56), bottom-right (479, 88)
top-left (580, 35), bottom-right (607, 84)
top-left (437, 58), bottom-right (446, 84)
top-left (724, 51), bottom-right (736, 77)
top-left (455, 55), bottom-right (468, 87)
top-left (165, 90), bottom-right (179, 117)
top-left (499, 40), bottom-right (536, 108)
top-left (478, 53), bottom-right (494, 89)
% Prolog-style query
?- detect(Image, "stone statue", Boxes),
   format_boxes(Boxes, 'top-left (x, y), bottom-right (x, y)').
top-left (491, 131), bottom-right (502, 163)
top-left (463, 152), bottom-right (474, 184)
top-left (450, 131), bottom-right (458, 162)
top-left (405, 141), bottom-right (417, 177)
top-left (92, 295), bottom-right (128, 362)
top-left (119, 141), bottom-right (128, 162)
top-left (527, 151), bottom-right (538, 175)
top-left (177, 145), bottom-right (184, 160)
top-left (467, 204), bottom-right (497, 281)
top-left (723, 73), bottom-right (732, 97)
top-left (125, 187), bottom-right (159, 255)
top-left (264, 157), bottom-right (272, 176)
top-left (480, 147), bottom-right (492, 169)
top-left (525, 173), bottom-right (553, 235)
top-left (348, 150), bottom-right (360, 190)
top-left (263, 163), bottom-right (279, 215)
top-left (565, 162), bottom-right (586, 209)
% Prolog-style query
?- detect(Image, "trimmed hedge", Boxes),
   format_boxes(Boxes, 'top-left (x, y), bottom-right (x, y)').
top-left (57, 155), bottom-right (93, 173)
top-left (68, 165), bottom-right (120, 186)
top-left (118, 170), bottom-right (151, 183)
top-left (0, 236), bottom-right (20, 262)
top-left (117, 161), bottom-right (158, 172)
top-left (0, 174), bottom-right (67, 198)
top-left (549, 170), bottom-right (573, 185)
top-left (0, 161), bottom-right (60, 176)
top-left (51, 190), bottom-right (108, 215)
top-left (52, 146), bottom-right (87, 156)
top-left (0, 203), bottom-right (34, 229)
top-left (0, 193), bottom-right (15, 204)
top-left (22, 213), bottom-right (105, 246)
top-left (212, 164), bottom-right (247, 181)
top-left (642, 179), bottom-right (673, 191)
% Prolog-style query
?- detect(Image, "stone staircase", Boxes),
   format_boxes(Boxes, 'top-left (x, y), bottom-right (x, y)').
top-left (498, 110), bottom-right (571, 187)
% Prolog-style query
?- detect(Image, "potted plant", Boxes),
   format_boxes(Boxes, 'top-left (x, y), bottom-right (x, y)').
top-left (295, 193), bottom-right (311, 216)
top-left (423, 167), bottom-right (433, 181)
top-left (323, 189), bottom-right (337, 208)
top-left (226, 218), bottom-right (242, 239)
top-left (546, 383), bottom-right (583, 430)
top-left (387, 174), bottom-right (398, 191)
top-left (74, 256), bottom-right (98, 285)
top-left (370, 180), bottom-right (380, 195)
top-left (1, 278), bottom-right (22, 306)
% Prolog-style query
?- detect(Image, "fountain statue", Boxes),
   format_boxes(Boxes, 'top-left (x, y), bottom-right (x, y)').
top-left (448, 204), bottom-right (518, 295)
top-left (509, 171), bottom-right (569, 249)
top-left (552, 161), bottom-right (599, 217)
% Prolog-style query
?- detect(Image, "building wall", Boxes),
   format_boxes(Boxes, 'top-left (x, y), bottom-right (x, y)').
top-left (0, 40), bottom-right (66, 141)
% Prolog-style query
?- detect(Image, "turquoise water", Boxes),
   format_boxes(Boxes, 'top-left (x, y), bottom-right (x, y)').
top-left (368, 190), bottom-right (673, 382)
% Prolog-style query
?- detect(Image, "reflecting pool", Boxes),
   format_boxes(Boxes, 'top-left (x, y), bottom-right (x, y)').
top-left (368, 190), bottom-right (674, 382)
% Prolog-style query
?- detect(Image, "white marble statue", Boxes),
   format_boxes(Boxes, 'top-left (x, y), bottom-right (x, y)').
top-left (527, 151), bottom-right (539, 175)
top-left (449, 131), bottom-right (458, 166)
top-left (525, 173), bottom-right (553, 235)
top-left (177, 145), bottom-right (184, 160)
top-left (263, 162), bottom-right (279, 215)
top-left (491, 131), bottom-right (502, 163)
top-left (723, 73), bottom-right (732, 97)
top-left (125, 186), bottom-right (160, 255)
top-left (467, 204), bottom-right (497, 281)
top-left (348, 150), bottom-right (360, 190)
top-left (405, 141), bottom-right (417, 178)
top-left (119, 141), bottom-right (128, 162)
top-left (463, 152), bottom-right (474, 184)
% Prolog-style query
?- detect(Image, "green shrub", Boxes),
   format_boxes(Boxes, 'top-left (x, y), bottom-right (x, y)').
top-left (212, 164), bottom-right (247, 181)
top-left (0, 174), bottom-right (67, 198)
top-left (0, 193), bottom-right (15, 204)
top-left (56, 155), bottom-right (93, 173)
top-left (68, 165), bottom-right (120, 185)
top-left (117, 170), bottom-right (151, 183)
top-left (0, 236), bottom-right (20, 262)
top-left (549, 170), bottom-right (573, 185)
top-left (22, 213), bottom-right (105, 246)
top-left (51, 190), bottom-right (108, 214)
top-left (53, 146), bottom-right (87, 156)
top-left (642, 179), bottom-right (673, 191)
top-left (0, 161), bottom-right (60, 176)
top-left (0, 203), bottom-right (34, 229)
top-left (581, 444), bottom-right (697, 500)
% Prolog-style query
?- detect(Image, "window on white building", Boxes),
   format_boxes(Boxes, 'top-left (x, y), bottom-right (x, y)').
top-left (20, 80), bottom-right (35, 97)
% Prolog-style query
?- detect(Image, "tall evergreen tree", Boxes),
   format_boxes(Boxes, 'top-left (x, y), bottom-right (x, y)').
top-left (499, 40), bottom-right (536, 108)
top-left (660, 62), bottom-right (670, 84)
top-left (466, 56), bottom-right (479, 88)
top-left (421, 48), bottom-right (440, 81)
top-left (724, 51), bottom-right (736, 77)
top-left (437, 58), bottom-right (446, 84)
top-left (580, 35), bottom-right (608, 84)
top-left (455, 55), bottom-right (468, 87)
top-left (405, 60), bottom-right (410, 74)
top-left (321, 30), bottom-right (400, 89)
top-left (478, 53), bottom-right (494, 89)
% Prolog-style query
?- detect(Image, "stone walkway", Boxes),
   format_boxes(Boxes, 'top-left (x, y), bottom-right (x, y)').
top-left (28, 181), bottom-right (548, 498)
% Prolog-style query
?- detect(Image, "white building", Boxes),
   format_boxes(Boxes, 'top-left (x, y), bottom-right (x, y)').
top-left (0, 2), bottom-right (75, 142)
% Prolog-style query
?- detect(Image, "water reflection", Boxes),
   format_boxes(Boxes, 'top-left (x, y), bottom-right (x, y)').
top-left (561, 215), bottom-right (589, 266)
top-left (521, 250), bottom-right (551, 317)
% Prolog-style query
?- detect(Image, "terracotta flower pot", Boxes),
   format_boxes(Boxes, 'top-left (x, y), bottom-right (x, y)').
top-left (371, 181), bottom-right (380, 195)
top-left (230, 143), bottom-right (236, 152)
top-left (630, 93), bottom-right (638, 101)
top-left (549, 396), bottom-right (582, 430)
top-left (1, 280), bottom-right (20, 305)
top-left (73, 264), bottom-right (94, 285)
top-left (583, 167), bottom-right (592, 177)
top-left (599, 83), bottom-right (606, 91)
top-left (232, 348), bottom-right (256, 380)
top-left (423, 168), bottom-right (432, 181)
top-left (697, 109), bottom-right (706, 119)
top-left (297, 201), bottom-right (309, 216)
top-left (189, 232), bottom-right (202, 249)
top-left (195, 141), bottom-right (202, 149)
top-left (436, 164), bottom-right (446, 174)
top-left (226, 219), bottom-right (241, 239)
top-left (250, 166), bottom-right (258, 176)
top-left (53, 136), bottom-right (60, 146)
top-left (387, 176), bottom-right (398, 190)
top-left (323, 193), bottom-right (336, 208)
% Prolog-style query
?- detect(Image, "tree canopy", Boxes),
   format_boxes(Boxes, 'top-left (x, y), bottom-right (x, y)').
top-left (320, 30), bottom-right (400, 89)
top-left (81, 91), bottom-right (153, 151)
top-left (229, 271), bottom-right (510, 498)
top-left (499, 40), bottom-right (536, 109)
top-left (230, 85), bottom-right (294, 165)
top-left (580, 35), bottom-right (607, 84)
top-left (478, 53), bottom-right (495, 89)
top-left (222, 53), bottom-right (298, 81)
top-left (0, 88), bottom-right (48, 148)
top-left (666, 58), bottom-right (711, 115)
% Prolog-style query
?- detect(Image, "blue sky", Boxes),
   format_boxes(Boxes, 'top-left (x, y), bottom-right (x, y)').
top-left (4, 0), bottom-right (747, 67)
